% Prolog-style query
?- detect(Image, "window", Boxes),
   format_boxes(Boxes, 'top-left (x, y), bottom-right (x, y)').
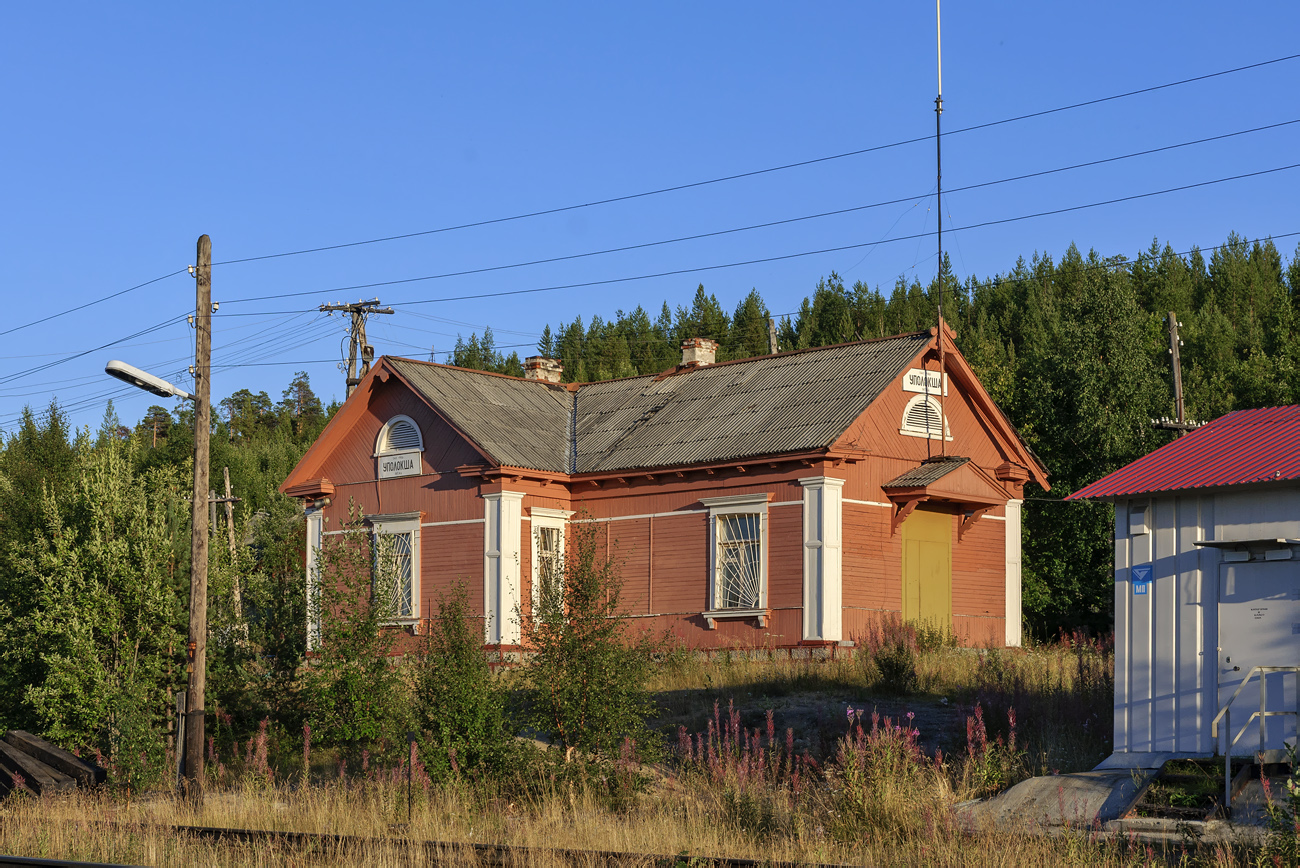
top-left (700, 493), bottom-right (770, 626)
top-left (370, 513), bottom-right (420, 621)
top-left (899, 394), bottom-right (951, 440)
top-left (530, 508), bottom-right (572, 620)
top-left (717, 514), bottom-right (762, 608)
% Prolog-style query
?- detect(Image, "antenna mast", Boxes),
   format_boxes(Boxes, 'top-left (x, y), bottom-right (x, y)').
top-left (934, 0), bottom-right (946, 456)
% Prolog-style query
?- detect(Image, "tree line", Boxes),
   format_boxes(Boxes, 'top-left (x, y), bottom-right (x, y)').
top-left (0, 231), bottom-right (1297, 777)
top-left (450, 233), bottom-right (1300, 635)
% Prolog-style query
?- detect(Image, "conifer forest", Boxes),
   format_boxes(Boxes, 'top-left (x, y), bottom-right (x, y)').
top-left (2, 231), bottom-right (1297, 788)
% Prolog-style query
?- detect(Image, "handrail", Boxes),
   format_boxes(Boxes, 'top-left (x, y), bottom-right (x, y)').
top-left (1210, 665), bottom-right (1300, 817)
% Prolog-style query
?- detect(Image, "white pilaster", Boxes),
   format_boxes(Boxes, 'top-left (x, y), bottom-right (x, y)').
top-left (483, 491), bottom-right (525, 645)
top-left (800, 477), bottom-right (845, 641)
top-left (305, 508), bottom-right (323, 650)
top-left (1004, 498), bottom-right (1023, 647)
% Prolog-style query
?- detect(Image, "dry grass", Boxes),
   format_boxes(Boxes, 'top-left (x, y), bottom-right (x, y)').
top-left (0, 635), bottom-right (1269, 866)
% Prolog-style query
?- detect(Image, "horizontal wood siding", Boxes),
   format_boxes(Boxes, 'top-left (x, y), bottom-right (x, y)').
top-left (843, 502), bottom-right (888, 610)
top-left (952, 514), bottom-right (1006, 647)
top-left (767, 506), bottom-right (802, 610)
top-left (423, 522), bottom-right (484, 617)
top-left (609, 518), bottom-right (651, 615)
top-left (650, 513), bottom-right (708, 613)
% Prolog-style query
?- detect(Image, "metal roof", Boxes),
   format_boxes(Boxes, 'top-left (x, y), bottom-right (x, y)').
top-left (882, 456), bottom-right (970, 488)
top-left (386, 334), bottom-right (931, 474)
top-left (1067, 405), bottom-right (1300, 500)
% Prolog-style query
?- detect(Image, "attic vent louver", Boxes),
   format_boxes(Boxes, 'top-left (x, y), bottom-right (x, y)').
top-left (382, 418), bottom-right (422, 452)
top-left (899, 395), bottom-right (949, 440)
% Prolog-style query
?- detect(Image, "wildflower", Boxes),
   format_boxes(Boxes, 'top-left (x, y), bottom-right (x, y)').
top-left (846, 705), bottom-right (855, 722)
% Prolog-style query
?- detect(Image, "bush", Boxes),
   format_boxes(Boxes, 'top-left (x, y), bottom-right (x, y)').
top-left (520, 520), bottom-right (662, 759)
top-left (414, 583), bottom-right (518, 778)
top-left (300, 502), bottom-right (410, 754)
top-left (873, 643), bottom-right (919, 695)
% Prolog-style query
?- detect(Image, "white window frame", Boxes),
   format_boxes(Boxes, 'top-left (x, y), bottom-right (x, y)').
top-left (700, 493), bottom-right (770, 628)
top-left (529, 507), bottom-right (573, 617)
top-left (370, 512), bottom-right (421, 624)
top-left (374, 414), bottom-right (424, 456)
top-left (899, 393), bottom-right (952, 441)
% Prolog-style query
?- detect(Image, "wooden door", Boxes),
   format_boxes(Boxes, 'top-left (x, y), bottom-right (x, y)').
top-left (901, 508), bottom-right (951, 629)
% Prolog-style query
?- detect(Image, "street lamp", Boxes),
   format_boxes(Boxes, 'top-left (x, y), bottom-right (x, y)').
top-left (105, 234), bottom-right (211, 802)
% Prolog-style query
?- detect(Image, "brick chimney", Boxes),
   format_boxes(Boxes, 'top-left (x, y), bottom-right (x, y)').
top-left (523, 356), bottom-right (563, 383)
top-left (681, 338), bottom-right (718, 367)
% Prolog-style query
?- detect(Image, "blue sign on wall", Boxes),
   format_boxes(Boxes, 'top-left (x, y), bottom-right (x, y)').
top-left (1131, 563), bottom-right (1152, 595)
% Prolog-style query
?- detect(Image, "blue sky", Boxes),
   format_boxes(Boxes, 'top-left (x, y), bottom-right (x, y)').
top-left (2, 2), bottom-right (1298, 433)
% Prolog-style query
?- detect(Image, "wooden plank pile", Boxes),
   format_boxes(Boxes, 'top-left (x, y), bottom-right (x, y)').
top-left (0, 730), bottom-right (105, 795)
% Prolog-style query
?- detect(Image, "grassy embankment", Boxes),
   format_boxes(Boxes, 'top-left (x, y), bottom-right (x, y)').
top-left (0, 632), bottom-right (1264, 865)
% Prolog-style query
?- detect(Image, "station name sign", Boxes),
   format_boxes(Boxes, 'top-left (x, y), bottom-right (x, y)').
top-left (902, 368), bottom-right (948, 396)
top-left (378, 449), bottom-right (421, 480)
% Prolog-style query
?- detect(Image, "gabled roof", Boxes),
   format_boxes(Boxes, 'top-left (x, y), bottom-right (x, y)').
top-left (573, 334), bottom-right (930, 473)
top-left (1068, 405), bottom-right (1300, 500)
top-left (387, 359), bottom-right (572, 473)
top-left (378, 333), bottom-right (930, 474)
top-left (883, 456), bottom-right (970, 488)
top-left (883, 456), bottom-right (1009, 507)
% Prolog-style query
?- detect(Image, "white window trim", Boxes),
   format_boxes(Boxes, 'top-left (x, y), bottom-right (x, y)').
top-left (700, 493), bottom-right (770, 628)
top-left (373, 414), bottom-right (424, 457)
top-left (370, 511), bottom-right (421, 624)
top-left (483, 492), bottom-right (525, 645)
top-left (529, 508), bottom-right (573, 614)
top-left (899, 393), bottom-right (952, 441)
top-left (800, 477), bottom-right (844, 642)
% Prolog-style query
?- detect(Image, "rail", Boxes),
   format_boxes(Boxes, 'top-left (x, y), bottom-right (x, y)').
top-left (1210, 665), bottom-right (1300, 816)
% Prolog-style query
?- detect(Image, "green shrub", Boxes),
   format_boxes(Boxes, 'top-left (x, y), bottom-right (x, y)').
top-left (520, 520), bottom-right (662, 759)
top-left (873, 642), bottom-right (918, 695)
top-left (300, 502), bottom-right (410, 754)
top-left (414, 583), bottom-right (518, 778)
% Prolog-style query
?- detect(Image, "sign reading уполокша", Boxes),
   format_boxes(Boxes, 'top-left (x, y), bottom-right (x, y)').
top-left (378, 449), bottom-right (421, 479)
top-left (902, 368), bottom-right (948, 396)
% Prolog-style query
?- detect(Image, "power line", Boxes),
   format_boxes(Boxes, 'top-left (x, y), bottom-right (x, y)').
top-left (0, 269), bottom-right (188, 340)
top-left (218, 119), bottom-right (1300, 306)
top-left (0, 313), bottom-right (190, 387)
top-left (369, 163), bottom-right (1300, 308)
top-left (208, 54), bottom-right (1300, 268)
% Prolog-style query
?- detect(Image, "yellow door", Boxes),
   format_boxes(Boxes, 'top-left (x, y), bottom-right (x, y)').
top-left (901, 508), bottom-right (951, 629)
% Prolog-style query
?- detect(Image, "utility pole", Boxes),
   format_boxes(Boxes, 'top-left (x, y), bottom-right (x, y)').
top-left (933, 0), bottom-right (946, 458)
top-left (319, 299), bottom-right (394, 397)
top-left (1154, 311), bottom-right (1199, 436)
top-left (184, 234), bottom-right (212, 802)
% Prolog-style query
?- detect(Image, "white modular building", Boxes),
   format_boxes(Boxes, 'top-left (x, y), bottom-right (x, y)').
top-left (1069, 406), bottom-right (1300, 759)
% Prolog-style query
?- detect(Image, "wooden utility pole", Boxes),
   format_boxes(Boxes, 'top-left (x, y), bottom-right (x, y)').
top-left (1154, 311), bottom-right (1199, 436)
top-left (319, 299), bottom-right (394, 397)
top-left (184, 234), bottom-right (212, 802)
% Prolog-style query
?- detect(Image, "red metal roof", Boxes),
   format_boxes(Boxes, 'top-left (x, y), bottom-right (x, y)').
top-left (1067, 405), bottom-right (1300, 500)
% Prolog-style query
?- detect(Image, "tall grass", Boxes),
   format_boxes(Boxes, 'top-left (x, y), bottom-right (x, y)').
top-left (2, 631), bottom-right (1263, 865)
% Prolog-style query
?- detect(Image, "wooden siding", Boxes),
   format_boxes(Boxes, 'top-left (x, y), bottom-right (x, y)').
top-left (423, 522), bottom-right (484, 616)
top-left (952, 513), bottom-right (1006, 646)
top-left (767, 505), bottom-right (802, 609)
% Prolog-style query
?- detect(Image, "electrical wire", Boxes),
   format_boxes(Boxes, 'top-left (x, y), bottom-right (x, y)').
top-left (0, 269), bottom-right (188, 340)
top-left (0, 313), bottom-right (191, 387)
top-left (207, 54), bottom-right (1300, 268)
top-left (216, 119), bottom-right (1300, 307)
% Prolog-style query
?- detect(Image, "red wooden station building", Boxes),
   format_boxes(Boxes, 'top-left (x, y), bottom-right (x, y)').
top-left (280, 325), bottom-right (1047, 652)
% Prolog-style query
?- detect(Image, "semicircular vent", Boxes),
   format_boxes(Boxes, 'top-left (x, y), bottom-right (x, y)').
top-left (383, 418), bottom-right (422, 451)
top-left (902, 397), bottom-right (945, 437)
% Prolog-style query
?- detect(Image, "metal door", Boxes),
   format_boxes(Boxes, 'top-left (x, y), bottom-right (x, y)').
top-left (1218, 560), bottom-right (1300, 753)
